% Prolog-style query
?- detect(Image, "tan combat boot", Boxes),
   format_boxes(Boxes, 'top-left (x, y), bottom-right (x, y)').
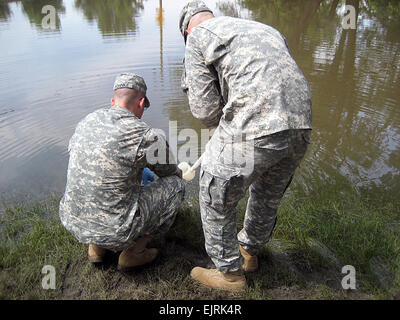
top-left (88, 244), bottom-right (108, 263)
top-left (117, 235), bottom-right (158, 271)
top-left (190, 267), bottom-right (246, 292)
top-left (240, 245), bottom-right (258, 272)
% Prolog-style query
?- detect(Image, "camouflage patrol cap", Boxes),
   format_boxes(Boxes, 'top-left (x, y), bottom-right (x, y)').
top-left (179, 0), bottom-right (213, 40)
top-left (113, 73), bottom-right (150, 109)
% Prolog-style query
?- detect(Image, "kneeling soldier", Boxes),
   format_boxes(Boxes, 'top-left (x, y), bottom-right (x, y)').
top-left (59, 73), bottom-right (184, 271)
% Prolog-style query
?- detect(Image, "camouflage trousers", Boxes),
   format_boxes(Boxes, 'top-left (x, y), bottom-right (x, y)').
top-left (134, 175), bottom-right (185, 239)
top-left (199, 129), bottom-right (311, 273)
top-left (100, 175), bottom-right (184, 252)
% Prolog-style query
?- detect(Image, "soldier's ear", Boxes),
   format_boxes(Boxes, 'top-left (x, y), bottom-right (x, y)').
top-left (138, 97), bottom-right (145, 110)
top-left (111, 97), bottom-right (115, 106)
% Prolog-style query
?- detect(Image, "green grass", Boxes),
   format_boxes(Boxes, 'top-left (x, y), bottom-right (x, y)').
top-left (274, 184), bottom-right (400, 297)
top-left (0, 182), bottom-right (399, 300)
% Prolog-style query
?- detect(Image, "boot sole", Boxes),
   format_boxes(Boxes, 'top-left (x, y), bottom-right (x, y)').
top-left (88, 257), bottom-right (104, 264)
top-left (117, 261), bottom-right (156, 272)
top-left (117, 256), bottom-right (158, 272)
top-left (117, 264), bottom-right (136, 272)
top-left (192, 280), bottom-right (246, 292)
top-left (206, 283), bottom-right (245, 292)
top-left (190, 270), bottom-right (246, 292)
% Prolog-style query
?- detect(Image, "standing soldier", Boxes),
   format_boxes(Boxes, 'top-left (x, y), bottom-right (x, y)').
top-left (59, 73), bottom-right (184, 271)
top-left (179, 1), bottom-right (312, 291)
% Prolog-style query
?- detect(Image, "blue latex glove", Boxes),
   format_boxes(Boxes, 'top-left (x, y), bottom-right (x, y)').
top-left (142, 168), bottom-right (155, 185)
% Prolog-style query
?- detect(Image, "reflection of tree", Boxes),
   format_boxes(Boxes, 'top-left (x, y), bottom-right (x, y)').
top-left (21, 0), bottom-right (65, 31)
top-left (239, 0), bottom-right (331, 54)
top-left (361, 0), bottom-right (400, 37)
top-left (239, 0), bottom-right (400, 190)
top-left (0, 1), bottom-right (11, 22)
top-left (329, 0), bottom-right (340, 17)
top-left (74, 0), bottom-right (144, 37)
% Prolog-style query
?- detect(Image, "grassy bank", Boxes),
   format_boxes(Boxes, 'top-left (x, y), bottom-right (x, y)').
top-left (0, 182), bottom-right (399, 300)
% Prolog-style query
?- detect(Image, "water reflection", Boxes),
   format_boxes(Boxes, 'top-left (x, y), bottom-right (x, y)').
top-left (239, 0), bottom-right (400, 190)
top-left (0, 1), bottom-right (11, 22)
top-left (362, 0), bottom-right (400, 35)
top-left (240, 0), bottom-right (331, 51)
top-left (0, 0), bottom-right (399, 208)
top-left (74, 0), bottom-right (144, 37)
top-left (21, 0), bottom-right (65, 31)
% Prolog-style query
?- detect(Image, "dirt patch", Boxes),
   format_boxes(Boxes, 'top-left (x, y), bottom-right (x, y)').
top-left (58, 237), bottom-right (374, 300)
top-left (61, 263), bottom-right (83, 299)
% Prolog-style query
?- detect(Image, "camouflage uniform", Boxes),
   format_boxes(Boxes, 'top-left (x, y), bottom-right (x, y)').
top-left (59, 74), bottom-right (184, 252)
top-left (180, 2), bottom-right (312, 272)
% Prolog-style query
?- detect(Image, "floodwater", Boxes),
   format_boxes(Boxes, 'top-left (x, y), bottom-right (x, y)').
top-left (0, 0), bottom-right (399, 207)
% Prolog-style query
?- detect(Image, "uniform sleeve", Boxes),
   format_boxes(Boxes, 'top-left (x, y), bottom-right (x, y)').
top-left (136, 128), bottom-right (182, 179)
top-left (183, 35), bottom-right (224, 128)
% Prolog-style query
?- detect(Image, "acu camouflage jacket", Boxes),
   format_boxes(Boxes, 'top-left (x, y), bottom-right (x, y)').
top-left (59, 106), bottom-right (179, 247)
top-left (181, 16), bottom-right (313, 140)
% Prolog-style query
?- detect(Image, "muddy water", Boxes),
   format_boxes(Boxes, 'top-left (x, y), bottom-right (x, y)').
top-left (0, 0), bottom-right (399, 206)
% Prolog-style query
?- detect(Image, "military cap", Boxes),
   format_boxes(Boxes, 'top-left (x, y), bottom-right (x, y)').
top-left (113, 73), bottom-right (150, 109)
top-left (179, 0), bottom-right (213, 41)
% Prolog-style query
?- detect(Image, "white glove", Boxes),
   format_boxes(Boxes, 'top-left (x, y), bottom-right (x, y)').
top-left (178, 162), bottom-right (196, 181)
